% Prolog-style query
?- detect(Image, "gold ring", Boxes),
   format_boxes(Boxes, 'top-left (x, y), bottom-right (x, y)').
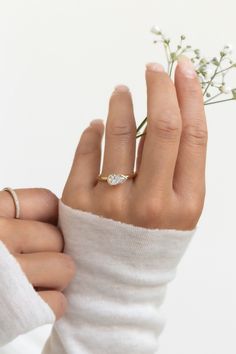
top-left (97, 172), bottom-right (137, 186)
top-left (2, 187), bottom-right (20, 219)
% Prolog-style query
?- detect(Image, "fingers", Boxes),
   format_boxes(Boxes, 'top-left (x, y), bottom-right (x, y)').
top-left (0, 188), bottom-right (58, 224)
top-left (136, 63), bottom-right (182, 192)
top-left (100, 85), bottom-right (136, 178)
top-left (0, 218), bottom-right (63, 254)
top-left (38, 291), bottom-right (67, 320)
top-left (62, 120), bottom-right (104, 201)
top-left (174, 56), bottom-right (208, 197)
top-left (16, 252), bottom-right (76, 290)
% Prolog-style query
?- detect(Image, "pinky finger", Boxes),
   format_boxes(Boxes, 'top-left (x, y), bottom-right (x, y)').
top-left (38, 290), bottom-right (67, 320)
top-left (63, 120), bottom-right (104, 198)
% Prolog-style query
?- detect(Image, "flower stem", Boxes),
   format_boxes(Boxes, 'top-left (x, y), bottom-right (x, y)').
top-left (136, 132), bottom-right (146, 139)
top-left (136, 117), bottom-right (147, 133)
top-left (204, 98), bottom-right (235, 105)
top-left (163, 43), bottom-right (170, 72)
top-left (204, 93), bottom-right (222, 104)
top-left (203, 55), bottom-right (224, 96)
top-left (169, 61), bottom-right (175, 77)
top-left (215, 64), bottom-right (236, 76)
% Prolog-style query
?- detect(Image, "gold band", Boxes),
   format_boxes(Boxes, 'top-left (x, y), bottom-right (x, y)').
top-left (97, 172), bottom-right (137, 186)
top-left (2, 187), bottom-right (20, 219)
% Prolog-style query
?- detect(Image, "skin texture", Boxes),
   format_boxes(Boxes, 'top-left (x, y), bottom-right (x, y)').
top-left (62, 57), bottom-right (208, 231)
top-left (0, 188), bottom-right (76, 320)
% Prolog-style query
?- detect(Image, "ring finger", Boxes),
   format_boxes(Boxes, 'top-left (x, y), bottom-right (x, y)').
top-left (100, 85), bottom-right (136, 180)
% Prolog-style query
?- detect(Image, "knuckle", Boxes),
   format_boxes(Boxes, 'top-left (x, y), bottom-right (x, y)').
top-left (183, 83), bottom-right (200, 96)
top-left (136, 199), bottom-right (163, 226)
top-left (152, 111), bottom-right (181, 140)
top-left (107, 124), bottom-right (135, 143)
top-left (183, 124), bottom-right (208, 146)
top-left (185, 200), bottom-right (204, 227)
top-left (146, 201), bottom-right (163, 220)
top-left (104, 195), bottom-right (126, 218)
top-left (38, 188), bottom-right (58, 206)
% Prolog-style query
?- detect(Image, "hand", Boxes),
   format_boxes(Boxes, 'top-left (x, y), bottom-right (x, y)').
top-left (0, 188), bottom-right (76, 319)
top-left (62, 56), bottom-right (208, 230)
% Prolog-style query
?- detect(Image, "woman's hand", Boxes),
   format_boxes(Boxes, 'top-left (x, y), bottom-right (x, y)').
top-left (62, 56), bottom-right (208, 230)
top-left (0, 188), bottom-right (76, 319)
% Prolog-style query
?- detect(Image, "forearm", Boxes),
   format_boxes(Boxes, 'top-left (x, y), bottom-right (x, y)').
top-left (43, 201), bottom-right (195, 354)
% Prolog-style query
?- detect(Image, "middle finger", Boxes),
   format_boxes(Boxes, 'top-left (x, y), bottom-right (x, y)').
top-left (16, 252), bottom-right (76, 290)
top-left (136, 63), bottom-right (182, 192)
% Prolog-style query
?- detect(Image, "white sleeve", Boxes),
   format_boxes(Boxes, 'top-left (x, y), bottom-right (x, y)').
top-left (0, 241), bottom-right (55, 347)
top-left (43, 200), bottom-right (195, 354)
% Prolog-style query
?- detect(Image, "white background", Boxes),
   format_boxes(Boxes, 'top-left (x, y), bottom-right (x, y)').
top-left (0, 1), bottom-right (236, 353)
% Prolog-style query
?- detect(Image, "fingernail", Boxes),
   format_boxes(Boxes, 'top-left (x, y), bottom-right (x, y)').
top-left (177, 55), bottom-right (197, 79)
top-left (146, 62), bottom-right (164, 72)
top-left (114, 85), bottom-right (130, 93)
top-left (90, 119), bottom-right (104, 126)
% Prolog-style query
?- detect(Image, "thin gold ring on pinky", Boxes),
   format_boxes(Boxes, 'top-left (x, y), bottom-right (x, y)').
top-left (2, 187), bottom-right (20, 219)
top-left (97, 172), bottom-right (137, 186)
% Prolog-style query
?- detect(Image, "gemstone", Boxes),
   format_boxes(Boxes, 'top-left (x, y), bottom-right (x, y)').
top-left (107, 174), bottom-right (127, 186)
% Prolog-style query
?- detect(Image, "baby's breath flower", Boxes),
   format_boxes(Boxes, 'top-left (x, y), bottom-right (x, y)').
top-left (136, 26), bottom-right (236, 138)
top-left (220, 85), bottom-right (232, 94)
top-left (151, 26), bottom-right (162, 35)
top-left (223, 44), bottom-right (233, 55)
top-left (211, 57), bottom-right (219, 66)
top-left (232, 88), bottom-right (236, 99)
top-left (204, 69), bottom-right (214, 81)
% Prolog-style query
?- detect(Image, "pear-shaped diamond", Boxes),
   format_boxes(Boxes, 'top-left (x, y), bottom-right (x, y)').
top-left (107, 174), bottom-right (128, 186)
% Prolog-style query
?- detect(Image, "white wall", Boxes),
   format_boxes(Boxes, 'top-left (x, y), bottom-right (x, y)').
top-left (0, 1), bottom-right (236, 353)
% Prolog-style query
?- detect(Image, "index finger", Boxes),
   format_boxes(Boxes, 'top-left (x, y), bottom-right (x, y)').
top-left (0, 188), bottom-right (58, 224)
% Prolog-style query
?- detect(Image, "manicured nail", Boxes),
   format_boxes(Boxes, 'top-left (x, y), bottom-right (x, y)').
top-left (114, 85), bottom-right (130, 93)
top-left (177, 55), bottom-right (197, 79)
top-left (146, 62), bottom-right (164, 72)
top-left (90, 119), bottom-right (104, 126)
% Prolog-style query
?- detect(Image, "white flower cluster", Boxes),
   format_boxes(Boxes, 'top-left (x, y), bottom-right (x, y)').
top-left (150, 26), bottom-right (236, 106)
top-left (136, 26), bottom-right (236, 138)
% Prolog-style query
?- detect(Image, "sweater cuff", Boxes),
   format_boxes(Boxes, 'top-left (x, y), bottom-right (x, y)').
top-left (59, 200), bottom-right (195, 272)
top-left (0, 241), bottom-right (55, 347)
top-left (43, 201), bottom-right (196, 354)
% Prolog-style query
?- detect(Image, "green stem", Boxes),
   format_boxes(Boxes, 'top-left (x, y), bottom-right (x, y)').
top-left (169, 61), bottom-right (175, 77)
top-left (204, 98), bottom-right (235, 105)
top-left (136, 132), bottom-right (146, 139)
top-left (136, 117), bottom-right (147, 133)
top-left (163, 43), bottom-right (171, 73)
top-left (214, 64), bottom-right (235, 76)
top-left (203, 56), bottom-right (224, 97)
top-left (204, 92), bottom-right (222, 104)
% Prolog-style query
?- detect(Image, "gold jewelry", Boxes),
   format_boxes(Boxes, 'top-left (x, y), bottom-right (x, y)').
top-left (2, 187), bottom-right (20, 219)
top-left (97, 172), bottom-right (137, 186)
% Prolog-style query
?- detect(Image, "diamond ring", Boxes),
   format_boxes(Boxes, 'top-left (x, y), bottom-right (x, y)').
top-left (97, 172), bottom-right (137, 186)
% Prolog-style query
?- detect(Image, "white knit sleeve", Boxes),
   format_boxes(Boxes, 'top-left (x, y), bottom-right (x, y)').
top-left (43, 200), bottom-right (195, 354)
top-left (0, 241), bottom-right (55, 347)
